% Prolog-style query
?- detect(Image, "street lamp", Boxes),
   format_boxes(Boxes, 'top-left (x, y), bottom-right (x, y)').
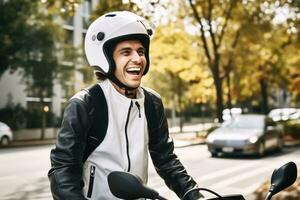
top-left (43, 105), bottom-right (49, 113)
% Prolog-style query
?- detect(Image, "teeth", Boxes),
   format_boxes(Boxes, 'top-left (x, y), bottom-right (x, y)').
top-left (127, 67), bottom-right (141, 72)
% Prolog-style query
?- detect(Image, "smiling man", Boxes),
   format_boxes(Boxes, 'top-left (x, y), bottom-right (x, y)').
top-left (112, 39), bottom-right (146, 97)
top-left (48, 11), bottom-right (202, 200)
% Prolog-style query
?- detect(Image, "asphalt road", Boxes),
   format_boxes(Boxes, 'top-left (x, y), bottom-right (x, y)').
top-left (0, 144), bottom-right (299, 200)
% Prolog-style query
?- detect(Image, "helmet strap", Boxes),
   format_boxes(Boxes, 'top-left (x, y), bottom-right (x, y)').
top-left (107, 74), bottom-right (138, 96)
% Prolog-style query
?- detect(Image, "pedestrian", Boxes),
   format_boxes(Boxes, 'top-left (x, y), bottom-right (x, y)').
top-left (48, 11), bottom-right (202, 200)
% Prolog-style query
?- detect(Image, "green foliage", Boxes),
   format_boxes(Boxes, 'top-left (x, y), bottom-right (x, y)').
top-left (0, 0), bottom-right (63, 91)
top-left (92, 0), bottom-right (140, 20)
top-left (40, 0), bottom-right (83, 16)
top-left (0, 0), bottom-right (36, 76)
top-left (281, 120), bottom-right (300, 138)
top-left (0, 104), bottom-right (26, 130)
top-left (26, 110), bottom-right (61, 129)
top-left (0, 104), bottom-right (61, 130)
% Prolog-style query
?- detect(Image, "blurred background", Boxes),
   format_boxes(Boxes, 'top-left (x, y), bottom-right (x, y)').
top-left (0, 0), bottom-right (300, 199)
top-left (1, 0), bottom-right (300, 136)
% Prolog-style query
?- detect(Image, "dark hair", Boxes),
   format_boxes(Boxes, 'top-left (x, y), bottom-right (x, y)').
top-left (94, 71), bottom-right (107, 81)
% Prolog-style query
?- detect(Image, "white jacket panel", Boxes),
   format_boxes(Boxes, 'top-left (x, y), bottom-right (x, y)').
top-left (82, 80), bottom-right (149, 199)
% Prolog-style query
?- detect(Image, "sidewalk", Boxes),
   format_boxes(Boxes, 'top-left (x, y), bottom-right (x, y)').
top-left (1, 132), bottom-right (205, 149)
top-left (2, 138), bottom-right (56, 148)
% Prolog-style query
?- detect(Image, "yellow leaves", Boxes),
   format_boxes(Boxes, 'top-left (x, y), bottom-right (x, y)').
top-left (150, 24), bottom-right (199, 75)
top-left (259, 48), bottom-right (272, 60)
top-left (263, 32), bottom-right (272, 39)
top-left (187, 82), bottom-right (215, 104)
top-left (145, 22), bottom-right (215, 106)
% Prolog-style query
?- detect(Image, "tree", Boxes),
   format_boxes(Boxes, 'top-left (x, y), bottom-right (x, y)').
top-left (1, 0), bottom-right (65, 139)
top-left (0, 0), bottom-right (33, 76)
top-left (144, 22), bottom-right (214, 129)
top-left (184, 0), bottom-right (300, 119)
top-left (288, 43), bottom-right (300, 103)
top-left (186, 0), bottom-right (244, 122)
top-left (91, 0), bottom-right (141, 20)
top-left (233, 0), bottom-right (300, 112)
top-left (39, 0), bottom-right (83, 16)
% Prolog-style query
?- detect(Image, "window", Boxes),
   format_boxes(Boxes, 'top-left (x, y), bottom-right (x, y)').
top-left (82, 0), bottom-right (92, 29)
top-left (64, 15), bottom-right (74, 26)
top-left (64, 29), bottom-right (74, 45)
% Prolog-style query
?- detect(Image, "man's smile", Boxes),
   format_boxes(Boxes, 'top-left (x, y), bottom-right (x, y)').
top-left (126, 66), bottom-right (142, 76)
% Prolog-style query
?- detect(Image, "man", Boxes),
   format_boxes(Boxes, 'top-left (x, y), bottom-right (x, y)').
top-left (48, 11), bottom-right (202, 200)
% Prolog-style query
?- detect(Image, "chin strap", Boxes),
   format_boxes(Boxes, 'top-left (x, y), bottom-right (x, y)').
top-left (107, 74), bottom-right (138, 95)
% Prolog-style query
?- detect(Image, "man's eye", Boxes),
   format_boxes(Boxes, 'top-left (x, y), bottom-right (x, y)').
top-left (121, 51), bottom-right (130, 56)
top-left (138, 50), bottom-right (145, 56)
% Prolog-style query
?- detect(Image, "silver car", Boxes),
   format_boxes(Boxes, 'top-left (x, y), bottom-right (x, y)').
top-left (206, 114), bottom-right (284, 157)
top-left (0, 121), bottom-right (13, 146)
top-left (268, 108), bottom-right (300, 121)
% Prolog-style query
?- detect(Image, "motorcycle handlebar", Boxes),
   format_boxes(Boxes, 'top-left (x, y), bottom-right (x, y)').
top-left (108, 161), bottom-right (297, 200)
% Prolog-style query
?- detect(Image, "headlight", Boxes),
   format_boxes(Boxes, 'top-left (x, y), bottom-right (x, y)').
top-left (248, 136), bottom-right (258, 144)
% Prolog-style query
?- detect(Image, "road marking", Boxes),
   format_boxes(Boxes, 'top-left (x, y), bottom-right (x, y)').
top-left (194, 160), bottom-right (261, 183)
top-left (206, 153), bottom-right (300, 196)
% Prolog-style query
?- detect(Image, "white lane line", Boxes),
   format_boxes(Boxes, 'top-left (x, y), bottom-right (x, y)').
top-left (208, 155), bottom-right (300, 192)
top-left (194, 160), bottom-right (261, 183)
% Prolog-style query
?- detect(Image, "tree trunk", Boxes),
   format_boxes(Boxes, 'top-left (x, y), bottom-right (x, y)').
top-left (178, 82), bottom-right (184, 133)
top-left (171, 98), bottom-right (177, 128)
top-left (226, 70), bottom-right (232, 113)
top-left (212, 60), bottom-right (224, 123)
top-left (215, 76), bottom-right (224, 122)
top-left (260, 79), bottom-right (269, 114)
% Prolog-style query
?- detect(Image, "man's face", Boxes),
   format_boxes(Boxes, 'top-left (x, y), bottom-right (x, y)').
top-left (112, 40), bottom-right (146, 89)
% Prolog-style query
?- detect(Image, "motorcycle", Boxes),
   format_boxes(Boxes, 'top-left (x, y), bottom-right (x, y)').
top-left (108, 161), bottom-right (297, 200)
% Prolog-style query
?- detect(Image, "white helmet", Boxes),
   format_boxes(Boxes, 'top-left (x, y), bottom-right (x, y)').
top-left (84, 11), bottom-right (154, 77)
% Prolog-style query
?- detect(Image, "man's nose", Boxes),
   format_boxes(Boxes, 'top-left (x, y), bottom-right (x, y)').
top-left (131, 51), bottom-right (142, 63)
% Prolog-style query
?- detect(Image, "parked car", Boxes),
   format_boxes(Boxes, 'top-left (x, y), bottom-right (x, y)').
top-left (206, 114), bottom-right (284, 157)
top-left (268, 108), bottom-right (300, 122)
top-left (0, 121), bottom-right (13, 146)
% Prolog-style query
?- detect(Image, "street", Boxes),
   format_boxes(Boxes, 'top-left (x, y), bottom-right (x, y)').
top-left (0, 144), bottom-right (299, 200)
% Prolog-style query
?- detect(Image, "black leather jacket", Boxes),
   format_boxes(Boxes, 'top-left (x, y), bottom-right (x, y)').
top-left (48, 88), bottom-right (201, 200)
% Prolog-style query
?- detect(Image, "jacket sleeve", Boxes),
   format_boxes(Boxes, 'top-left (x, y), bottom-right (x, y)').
top-left (148, 94), bottom-right (202, 200)
top-left (48, 97), bottom-right (91, 200)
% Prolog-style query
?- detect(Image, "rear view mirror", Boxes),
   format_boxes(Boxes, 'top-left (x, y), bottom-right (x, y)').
top-left (265, 161), bottom-right (297, 200)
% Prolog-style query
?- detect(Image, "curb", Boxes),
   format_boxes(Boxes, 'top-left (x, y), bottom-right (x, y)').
top-left (1, 133), bottom-right (205, 149)
top-left (171, 132), bottom-right (206, 148)
top-left (2, 137), bottom-right (298, 149)
top-left (0, 139), bottom-right (56, 149)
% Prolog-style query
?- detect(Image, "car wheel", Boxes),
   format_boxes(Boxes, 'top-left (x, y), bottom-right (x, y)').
top-left (0, 136), bottom-right (10, 146)
top-left (257, 142), bottom-right (265, 157)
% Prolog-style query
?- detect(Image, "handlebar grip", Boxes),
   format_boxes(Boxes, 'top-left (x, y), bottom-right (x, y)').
top-left (206, 194), bottom-right (245, 200)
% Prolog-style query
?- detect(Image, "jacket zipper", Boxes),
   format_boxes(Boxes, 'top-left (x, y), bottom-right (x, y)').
top-left (87, 165), bottom-right (95, 198)
top-left (125, 101), bottom-right (133, 172)
top-left (135, 101), bottom-right (141, 118)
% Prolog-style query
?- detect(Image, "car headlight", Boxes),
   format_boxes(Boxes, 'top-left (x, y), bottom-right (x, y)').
top-left (248, 136), bottom-right (258, 144)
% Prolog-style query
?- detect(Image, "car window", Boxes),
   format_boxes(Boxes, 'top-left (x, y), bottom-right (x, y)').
top-left (222, 116), bottom-right (264, 129)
